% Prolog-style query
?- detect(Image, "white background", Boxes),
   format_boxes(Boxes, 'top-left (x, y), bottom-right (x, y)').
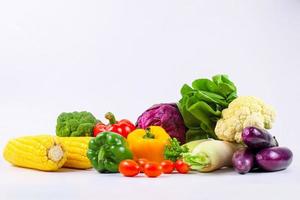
top-left (0, 0), bottom-right (299, 199)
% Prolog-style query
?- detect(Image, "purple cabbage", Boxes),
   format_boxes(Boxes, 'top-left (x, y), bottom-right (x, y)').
top-left (136, 103), bottom-right (187, 144)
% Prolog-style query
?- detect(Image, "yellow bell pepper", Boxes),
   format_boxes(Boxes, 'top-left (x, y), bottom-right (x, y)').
top-left (127, 126), bottom-right (170, 162)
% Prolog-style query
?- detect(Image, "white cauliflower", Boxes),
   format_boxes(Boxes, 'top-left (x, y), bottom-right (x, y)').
top-left (215, 96), bottom-right (276, 143)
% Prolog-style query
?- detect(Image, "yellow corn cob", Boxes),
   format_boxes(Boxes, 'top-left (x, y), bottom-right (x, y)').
top-left (3, 135), bottom-right (67, 171)
top-left (57, 137), bottom-right (92, 169)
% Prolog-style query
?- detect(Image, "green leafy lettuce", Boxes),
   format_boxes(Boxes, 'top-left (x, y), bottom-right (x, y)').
top-left (178, 74), bottom-right (237, 142)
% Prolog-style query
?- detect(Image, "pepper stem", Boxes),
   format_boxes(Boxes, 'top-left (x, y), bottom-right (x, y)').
top-left (143, 128), bottom-right (155, 139)
top-left (98, 146), bottom-right (105, 162)
top-left (105, 112), bottom-right (117, 125)
top-left (273, 136), bottom-right (279, 147)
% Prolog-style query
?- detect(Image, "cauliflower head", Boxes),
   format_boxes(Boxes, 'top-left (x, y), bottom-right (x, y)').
top-left (215, 96), bottom-right (276, 143)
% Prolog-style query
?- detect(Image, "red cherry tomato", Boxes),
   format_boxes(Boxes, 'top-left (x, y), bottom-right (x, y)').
top-left (136, 158), bottom-right (148, 172)
top-left (175, 160), bottom-right (190, 174)
top-left (119, 160), bottom-right (140, 177)
top-left (160, 160), bottom-right (174, 174)
top-left (144, 162), bottom-right (162, 178)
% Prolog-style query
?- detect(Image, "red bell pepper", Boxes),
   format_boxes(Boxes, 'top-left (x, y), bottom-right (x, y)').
top-left (93, 112), bottom-right (136, 138)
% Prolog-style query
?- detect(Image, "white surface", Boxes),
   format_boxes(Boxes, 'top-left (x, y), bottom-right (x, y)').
top-left (0, 160), bottom-right (299, 200)
top-left (0, 0), bottom-right (300, 199)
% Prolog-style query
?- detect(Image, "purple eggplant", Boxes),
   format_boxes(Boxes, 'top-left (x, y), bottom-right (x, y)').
top-left (242, 127), bottom-right (278, 150)
top-left (232, 148), bottom-right (254, 174)
top-left (256, 147), bottom-right (293, 172)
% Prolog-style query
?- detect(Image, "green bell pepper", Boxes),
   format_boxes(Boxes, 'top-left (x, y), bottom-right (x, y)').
top-left (87, 131), bottom-right (133, 173)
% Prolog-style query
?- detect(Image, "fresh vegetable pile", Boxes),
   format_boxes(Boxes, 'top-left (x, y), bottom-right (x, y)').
top-left (2, 74), bottom-right (293, 177)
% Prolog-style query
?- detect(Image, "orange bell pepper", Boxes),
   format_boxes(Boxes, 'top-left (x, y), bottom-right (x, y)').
top-left (127, 126), bottom-right (171, 162)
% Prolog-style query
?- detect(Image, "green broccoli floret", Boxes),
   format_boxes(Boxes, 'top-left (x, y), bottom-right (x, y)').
top-left (56, 111), bottom-right (98, 137)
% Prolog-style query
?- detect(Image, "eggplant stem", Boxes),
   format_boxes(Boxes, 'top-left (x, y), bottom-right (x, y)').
top-left (273, 136), bottom-right (279, 147)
